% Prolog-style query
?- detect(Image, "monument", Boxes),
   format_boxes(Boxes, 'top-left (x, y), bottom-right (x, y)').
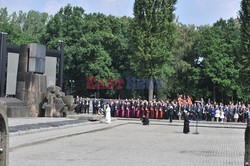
top-left (15, 43), bottom-right (47, 117)
top-left (0, 33), bottom-right (75, 118)
top-left (42, 86), bottom-right (75, 117)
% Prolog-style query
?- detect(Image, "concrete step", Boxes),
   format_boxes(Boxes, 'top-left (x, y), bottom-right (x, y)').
top-left (7, 106), bottom-right (31, 118)
top-left (9, 120), bottom-right (127, 150)
top-left (0, 97), bottom-right (27, 106)
top-left (67, 114), bottom-right (104, 121)
top-left (0, 97), bottom-right (32, 117)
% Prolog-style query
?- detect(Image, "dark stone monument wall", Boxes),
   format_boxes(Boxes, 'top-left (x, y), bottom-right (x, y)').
top-left (16, 45), bottom-right (29, 101)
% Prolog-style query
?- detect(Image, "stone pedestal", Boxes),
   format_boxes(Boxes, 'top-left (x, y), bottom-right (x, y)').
top-left (16, 72), bottom-right (47, 117)
top-left (0, 100), bottom-right (9, 166)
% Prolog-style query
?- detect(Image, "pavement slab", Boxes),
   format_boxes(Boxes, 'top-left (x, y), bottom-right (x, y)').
top-left (9, 120), bottom-right (127, 150)
top-left (9, 123), bottom-right (244, 166)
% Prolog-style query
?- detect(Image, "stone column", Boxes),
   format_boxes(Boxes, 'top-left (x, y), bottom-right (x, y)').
top-left (16, 45), bottom-right (29, 101)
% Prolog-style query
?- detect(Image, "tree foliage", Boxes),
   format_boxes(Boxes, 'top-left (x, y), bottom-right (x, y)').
top-left (43, 5), bottom-right (132, 98)
top-left (0, 2), bottom-right (249, 102)
top-left (239, 0), bottom-right (250, 101)
top-left (131, 0), bottom-right (177, 100)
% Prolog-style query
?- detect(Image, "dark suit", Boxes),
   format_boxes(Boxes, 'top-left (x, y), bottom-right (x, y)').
top-left (92, 100), bottom-right (97, 114)
top-left (168, 105), bottom-right (173, 122)
top-left (183, 114), bottom-right (190, 134)
top-left (86, 100), bottom-right (90, 114)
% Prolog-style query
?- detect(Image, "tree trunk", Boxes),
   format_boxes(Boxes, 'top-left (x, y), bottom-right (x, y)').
top-left (97, 89), bottom-right (100, 98)
top-left (222, 90), bottom-right (224, 103)
top-left (213, 84), bottom-right (216, 103)
top-left (148, 78), bottom-right (154, 101)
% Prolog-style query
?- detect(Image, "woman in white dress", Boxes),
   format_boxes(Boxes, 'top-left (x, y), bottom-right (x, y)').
top-left (215, 105), bottom-right (220, 122)
top-left (220, 108), bottom-right (224, 123)
top-left (234, 106), bottom-right (239, 123)
top-left (105, 105), bottom-right (111, 124)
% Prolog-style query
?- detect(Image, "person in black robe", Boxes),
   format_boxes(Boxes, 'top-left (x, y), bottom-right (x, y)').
top-left (183, 111), bottom-right (190, 134)
top-left (168, 103), bottom-right (174, 123)
top-left (141, 115), bottom-right (149, 125)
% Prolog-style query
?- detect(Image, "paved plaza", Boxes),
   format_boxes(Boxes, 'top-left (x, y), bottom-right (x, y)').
top-left (10, 123), bottom-right (244, 166)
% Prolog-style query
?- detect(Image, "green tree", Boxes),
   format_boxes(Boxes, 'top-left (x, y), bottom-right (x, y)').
top-left (167, 23), bottom-right (197, 98)
top-left (239, 0), bottom-right (250, 101)
top-left (131, 0), bottom-right (177, 101)
top-left (43, 5), bottom-right (132, 98)
top-left (0, 8), bottom-right (49, 45)
top-left (189, 19), bottom-right (240, 103)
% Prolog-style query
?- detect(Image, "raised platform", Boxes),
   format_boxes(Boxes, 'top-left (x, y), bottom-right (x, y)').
top-left (0, 97), bottom-right (31, 117)
top-left (67, 114), bottom-right (104, 121)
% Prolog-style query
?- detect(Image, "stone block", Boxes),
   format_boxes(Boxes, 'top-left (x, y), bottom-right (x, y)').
top-left (45, 105), bottom-right (52, 117)
top-left (18, 45), bottom-right (29, 73)
top-left (16, 72), bottom-right (27, 82)
top-left (16, 81), bottom-right (25, 101)
top-left (28, 43), bottom-right (46, 74)
top-left (62, 96), bottom-right (74, 108)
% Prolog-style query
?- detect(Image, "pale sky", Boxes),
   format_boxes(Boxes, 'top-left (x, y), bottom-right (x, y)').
top-left (0, 0), bottom-right (241, 26)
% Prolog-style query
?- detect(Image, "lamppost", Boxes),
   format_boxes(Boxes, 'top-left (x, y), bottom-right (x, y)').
top-left (69, 80), bottom-right (75, 94)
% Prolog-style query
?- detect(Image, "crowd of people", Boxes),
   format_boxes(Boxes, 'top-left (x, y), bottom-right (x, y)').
top-left (74, 96), bottom-right (90, 114)
top-left (75, 96), bottom-right (105, 115)
top-left (74, 95), bottom-right (250, 123)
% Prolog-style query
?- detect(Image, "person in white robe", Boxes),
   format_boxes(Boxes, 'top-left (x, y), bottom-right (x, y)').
top-left (215, 105), bottom-right (220, 122)
top-left (220, 108), bottom-right (224, 123)
top-left (105, 105), bottom-right (111, 124)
